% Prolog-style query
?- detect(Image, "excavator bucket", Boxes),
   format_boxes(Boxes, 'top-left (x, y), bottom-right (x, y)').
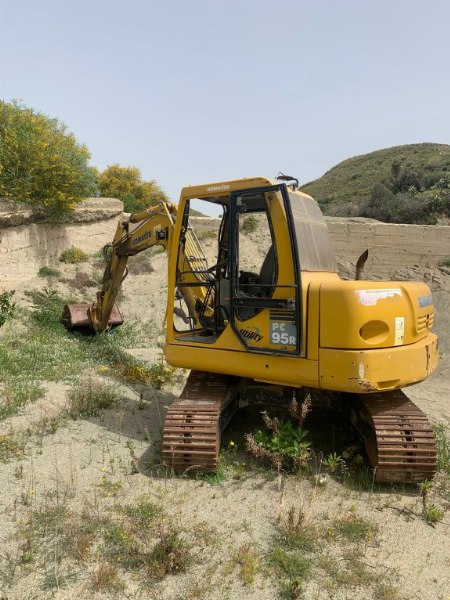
top-left (62, 303), bottom-right (123, 329)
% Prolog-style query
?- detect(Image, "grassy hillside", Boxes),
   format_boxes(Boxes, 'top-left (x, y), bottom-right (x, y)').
top-left (301, 143), bottom-right (450, 223)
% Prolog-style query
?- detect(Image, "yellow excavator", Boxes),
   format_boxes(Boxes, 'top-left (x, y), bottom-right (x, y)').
top-left (63, 176), bottom-right (439, 483)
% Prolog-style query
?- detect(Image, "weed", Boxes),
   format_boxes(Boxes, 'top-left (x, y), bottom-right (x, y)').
top-left (128, 255), bottom-right (155, 274)
top-left (373, 582), bottom-right (405, 600)
top-left (148, 360), bottom-right (175, 389)
top-left (97, 475), bottom-right (123, 497)
top-left (147, 523), bottom-right (191, 579)
top-left (228, 543), bottom-right (259, 585)
top-left (330, 512), bottom-right (377, 542)
top-left (59, 271), bottom-right (97, 289)
top-left (0, 289), bottom-right (15, 326)
top-left (90, 561), bottom-right (123, 592)
top-left (438, 256), bottom-right (450, 268)
top-left (124, 498), bottom-right (162, 531)
top-left (0, 433), bottom-right (25, 462)
top-left (277, 506), bottom-right (316, 552)
top-left (126, 440), bottom-right (140, 474)
top-left (240, 215), bottom-right (258, 234)
top-left (67, 378), bottom-right (119, 419)
top-left (266, 546), bottom-right (310, 599)
top-left (38, 266), bottom-right (61, 278)
top-left (198, 456), bottom-right (228, 484)
top-left (0, 379), bottom-right (45, 420)
top-left (419, 479), bottom-right (433, 513)
top-left (59, 247), bottom-right (89, 263)
top-left (318, 551), bottom-right (377, 589)
top-left (322, 452), bottom-right (344, 474)
top-left (425, 502), bottom-right (444, 524)
top-left (434, 422), bottom-right (450, 474)
top-left (246, 413), bottom-right (310, 473)
top-left (197, 229), bottom-right (217, 241)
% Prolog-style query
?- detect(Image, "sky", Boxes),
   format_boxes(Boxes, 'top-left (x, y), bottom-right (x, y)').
top-left (1, 0), bottom-right (450, 209)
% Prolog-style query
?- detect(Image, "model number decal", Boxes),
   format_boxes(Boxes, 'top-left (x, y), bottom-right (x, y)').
top-left (270, 322), bottom-right (297, 346)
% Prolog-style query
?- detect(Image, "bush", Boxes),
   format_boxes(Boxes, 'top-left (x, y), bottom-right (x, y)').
top-left (98, 164), bottom-right (168, 213)
top-left (59, 247), bottom-right (89, 264)
top-left (0, 290), bottom-right (15, 327)
top-left (0, 101), bottom-right (97, 214)
top-left (38, 266), bottom-right (61, 278)
top-left (240, 215), bottom-right (258, 234)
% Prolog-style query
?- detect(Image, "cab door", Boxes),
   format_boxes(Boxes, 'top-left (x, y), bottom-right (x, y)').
top-left (229, 185), bottom-right (301, 355)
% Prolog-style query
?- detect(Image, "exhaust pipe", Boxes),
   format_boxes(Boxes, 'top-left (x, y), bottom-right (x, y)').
top-left (355, 249), bottom-right (369, 281)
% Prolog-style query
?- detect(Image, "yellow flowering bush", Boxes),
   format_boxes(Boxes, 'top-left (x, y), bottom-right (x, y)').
top-left (98, 163), bottom-right (167, 213)
top-left (0, 101), bottom-right (97, 214)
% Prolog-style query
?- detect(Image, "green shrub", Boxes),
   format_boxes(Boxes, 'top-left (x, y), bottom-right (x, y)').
top-left (59, 247), bottom-right (89, 264)
top-left (67, 379), bottom-right (119, 419)
top-left (38, 266), bottom-right (61, 278)
top-left (246, 413), bottom-right (310, 472)
top-left (240, 215), bottom-right (258, 234)
top-left (0, 290), bottom-right (15, 326)
top-left (0, 100), bottom-right (97, 214)
top-left (98, 164), bottom-right (168, 213)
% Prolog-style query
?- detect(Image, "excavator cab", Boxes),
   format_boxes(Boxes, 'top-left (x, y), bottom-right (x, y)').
top-left (168, 179), bottom-right (337, 359)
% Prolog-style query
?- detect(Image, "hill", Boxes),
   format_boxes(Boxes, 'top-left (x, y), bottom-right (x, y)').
top-left (301, 143), bottom-right (450, 224)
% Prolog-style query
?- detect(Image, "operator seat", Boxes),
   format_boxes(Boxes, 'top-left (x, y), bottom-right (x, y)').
top-left (257, 245), bottom-right (276, 296)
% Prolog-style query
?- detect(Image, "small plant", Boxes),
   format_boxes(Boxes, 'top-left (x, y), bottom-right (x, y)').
top-left (0, 289), bottom-right (15, 326)
top-left (277, 506), bottom-right (316, 552)
top-left (148, 360), bottom-right (175, 389)
top-left (38, 266), bottom-right (61, 278)
top-left (228, 543), bottom-right (259, 585)
top-left (266, 546), bottom-right (310, 599)
top-left (59, 247), bottom-right (89, 264)
top-left (147, 523), bottom-right (191, 579)
top-left (434, 423), bottom-right (450, 474)
top-left (438, 257), bottom-right (450, 268)
top-left (67, 379), bottom-right (119, 419)
top-left (197, 229), bottom-right (217, 241)
top-left (0, 433), bottom-right (25, 462)
top-left (240, 214), bottom-right (258, 234)
top-left (322, 452), bottom-right (344, 474)
top-left (246, 412), bottom-right (310, 473)
top-left (330, 512), bottom-right (377, 542)
top-left (97, 476), bottom-right (123, 497)
top-left (90, 561), bottom-right (123, 592)
top-left (424, 502), bottom-right (444, 524)
top-left (419, 479), bottom-right (433, 514)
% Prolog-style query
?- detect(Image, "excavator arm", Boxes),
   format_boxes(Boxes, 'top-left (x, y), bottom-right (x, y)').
top-left (63, 201), bottom-right (177, 332)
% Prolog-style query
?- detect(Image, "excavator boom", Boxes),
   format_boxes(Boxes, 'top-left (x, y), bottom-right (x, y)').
top-left (63, 201), bottom-right (177, 331)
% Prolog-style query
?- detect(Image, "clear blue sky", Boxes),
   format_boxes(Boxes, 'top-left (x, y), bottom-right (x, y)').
top-left (1, 0), bottom-right (450, 205)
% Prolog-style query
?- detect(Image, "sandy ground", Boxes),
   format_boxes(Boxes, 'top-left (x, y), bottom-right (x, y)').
top-left (0, 227), bottom-right (449, 600)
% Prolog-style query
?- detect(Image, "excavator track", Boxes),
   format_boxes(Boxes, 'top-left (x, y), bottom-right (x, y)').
top-left (162, 371), bottom-right (236, 473)
top-left (350, 390), bottom-right (436, 483)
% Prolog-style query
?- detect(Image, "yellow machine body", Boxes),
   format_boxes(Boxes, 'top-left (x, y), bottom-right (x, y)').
top-left (63, 175), bottom-right (439, 482)
top-left (163, 177), bottom-right (438, 394)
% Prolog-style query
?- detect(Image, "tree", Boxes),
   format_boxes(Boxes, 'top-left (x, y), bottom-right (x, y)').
top-left (361, 183), bottom-right (395, 222)
top-left (0, 101), bottom-right (97, 214)
top-left (98, 164), bottom-right (168, 213)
